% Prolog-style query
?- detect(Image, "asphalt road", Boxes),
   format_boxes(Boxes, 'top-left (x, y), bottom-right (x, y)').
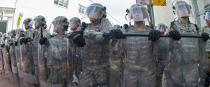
top-left (0, 77), bottom-right (16, 87)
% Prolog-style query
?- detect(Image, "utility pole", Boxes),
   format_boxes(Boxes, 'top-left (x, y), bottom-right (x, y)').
top-left (147, 0), bottom-right (155, 29)
top-left (191, 0), bottom-right (201, 28)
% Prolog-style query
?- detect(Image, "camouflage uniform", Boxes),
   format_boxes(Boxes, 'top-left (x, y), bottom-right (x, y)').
top-left (25, 28), bottom-right (35, 39)
top-left (2, 37), bottom-right (13, 81)
top-left (32, 15), bottom-right (51, 87)
top-left (34, 29), bottom-right (51, 41)
top-left (155, 37), bottom-right (170, 87)
top-left (79, 18), bottom-right (112, 87)
top-left (66, 32), bottom-right (82, 85)
top-left (200, 26), bottom-right (210, 86)
top-left (7, 34), bottom-right (21, 86)
top-left (40, 34), bottom-right (74, 87)
top-left (121, 27), bottom-right (157, 87)
top-left (155, 24), bottom-right (170, 87)
top-left (110, 39), bottom-right (124, 87)
top-left (165, 20), bottom-right (203, 87)
top-left (0, 37), bottom-right (4, 76)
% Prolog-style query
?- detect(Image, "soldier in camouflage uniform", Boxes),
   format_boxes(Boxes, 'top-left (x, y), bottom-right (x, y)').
top-left (118, 4), bottom-right (160, 87)
top-left (16, 17), bottom-right (42, 87)
top-left (18, 31), bottom-right (38, 87)
top-left (23, 18), bottom-right (35, 39)
top-left (155, 23), bottom-right (170, 87)
top-left (32, 15), bottom-right (51, 87)
top-left (67, 17), bottom-right (82, 85)
top-left (68, 17), bottom-right (81, 32)
top-left (39, 16), bottom-right (85, 87)
top-left (14, 29), bottom-right (25, 75)
top-left (33, 15), bottom-right (51, 41)
top-left (7, 30), bottom-right (20, 85)
top-left (14, 29), bottom-right (25, 86)
top-left (110, 38), bottom-right (124, 87)
top-left (2, 33), bottom-right (13, 82)
top-left (201, 9), bottom-right (210, 86)
top-left (0, 32), bottom-right (4, 76)
top-left (165, 1), bottom-right (209, 87)
top-left (78, 3), bottom-right (125, 87)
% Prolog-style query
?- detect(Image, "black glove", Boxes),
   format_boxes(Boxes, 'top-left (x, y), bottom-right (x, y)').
top-left (1, 44), bottom-right (5, 48)
top-left (149, 30), bottom-right (161, 42)
top-left (69, 32), bottom-right (86, 47)
top-left (9, 42), bottom-right (14, 46)
top-left (81, 22), bottom-right (87, 31)
top-left (202, 32), bottom-right (209, 42)
top-left (109, 29), bottom-right (125, 39)
top-left (169, 30), bottom-right (181, 40)
top-left (14, 41), bottom-right (18, 46)
top-left (20, 38), bottom-right (26, 45)
top-left (25, 37), bottom-right (33, 43)
top-left (39, 37), bottom-right (48, 45)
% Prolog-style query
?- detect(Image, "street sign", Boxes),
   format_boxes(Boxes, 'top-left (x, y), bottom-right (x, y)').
top-left (153, 0), bottom-right (166, 6)
top-left (136, 0), bottom-right (166, 6)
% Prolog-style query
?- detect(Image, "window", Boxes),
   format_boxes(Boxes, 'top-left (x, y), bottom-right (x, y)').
top-left (79, 4), bottom-right (86, 15)
top-left (54, 0), bottom-right (69, 8)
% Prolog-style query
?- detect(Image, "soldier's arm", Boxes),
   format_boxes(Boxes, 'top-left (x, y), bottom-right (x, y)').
top-left (94, 18), bottom-right (113, 42)
top-left (83, 18), bottom-right (113, 43)
top-left (44, 30), bottom-right (51, 39)
top-left (101, 18), bottom-right (113, 33)
top-left (169, 21), bottom-right (176, 31)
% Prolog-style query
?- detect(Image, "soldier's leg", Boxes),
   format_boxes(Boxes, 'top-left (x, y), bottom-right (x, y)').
top-left (184, 65), bottom-right (199, 87)
top-left (3, 48), bottom-right (13, 81)
top-left (165, 66), bottom-right (184, 87)
top-left (79, 69), bottom-right (94, 87)
top-left (12, 65), bottom-right (20, 86)
top-left (110, 64), bottom-right (122, 87)
top-left (156, 62), bottom-right (165, 87)
top-left (22, 66), bottom-right (39, 87)
top-left (140, 70), bottom-right (156, 87)
top-left (95, 68), bottom-right (109, 87)
top-left (122, 69), bottom-right (138, 87)
top-left (0, 50), bottom-right (4, 76)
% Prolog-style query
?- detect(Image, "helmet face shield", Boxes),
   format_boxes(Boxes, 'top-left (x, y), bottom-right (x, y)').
top-left (86, 5), bottom-right (103, 19)
top-left (129, 4), bottom-right (148, 22)
top-left (205, 12), bottom-right (210, 20)
top-left (175, 2), bottom-right (190, 17)
top-left (130, 7), bottom-right (144, 22)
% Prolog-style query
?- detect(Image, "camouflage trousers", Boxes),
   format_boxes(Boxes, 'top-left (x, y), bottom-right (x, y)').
top-left (0, 49), bottom-right (4, 76)
top-left (19, 70), bottom-right (39, 87)
top-left (39, 80), bottom-right (75, 87)
top-left (3, 48), bottom-right (13, 81)
top-left (156, 61), bottom-right (166, 87)
top-left (122, 69), bottom-right (156, 87)
top-left (165, 64), bottom-right (199, 87)
top-left (79, 67), bottom-right (110, 87)
top-left (110, 63), bottom-right (123, 87)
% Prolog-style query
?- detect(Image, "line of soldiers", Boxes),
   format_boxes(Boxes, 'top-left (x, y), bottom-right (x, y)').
top-left (0, 1), bottom-right (210, 87)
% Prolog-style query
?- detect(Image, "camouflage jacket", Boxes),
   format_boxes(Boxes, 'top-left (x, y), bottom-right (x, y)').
top-left (44, 34), bottom-right (74, 84)
top-left (82, 18), bottom-right (113, 70)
